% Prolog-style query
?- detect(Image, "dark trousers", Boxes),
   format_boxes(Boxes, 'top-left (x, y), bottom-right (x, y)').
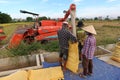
top-left (82, 55), bottom-right (93, 76)
top-left (78, 42), bottom-right (83, 60)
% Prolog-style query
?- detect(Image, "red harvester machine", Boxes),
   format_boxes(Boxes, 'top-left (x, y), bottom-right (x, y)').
top-left (8, 4), bottom-right (76, 48)
top-left (0, 26), bottom-right (6, 42)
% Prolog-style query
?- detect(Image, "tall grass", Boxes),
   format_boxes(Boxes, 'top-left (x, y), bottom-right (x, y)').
top-left (8, 40), bottom-right (59, 56)
top-left (9, 41), bottom-right (41, 56)
top-left (94, 24), bottom-right (120, 45)
top-left (38, 41), bottom-right (59, 52)
top-left (97, 37), bottom-right (117, 45)
top-left (0, 48), bottom-right (12, 58)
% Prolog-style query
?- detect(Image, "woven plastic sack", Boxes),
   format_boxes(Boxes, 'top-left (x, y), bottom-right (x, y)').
top-left (28, 66), bottom-right (64, 80)
top-left (0, 70), bottom-right (28, 80)
top-left (66, 42), bottom-right (79, 73)
top-left (111, 42), bottom-right (120, 62)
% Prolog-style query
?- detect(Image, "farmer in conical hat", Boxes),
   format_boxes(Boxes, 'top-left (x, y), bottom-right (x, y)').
top-left (80, 25), bottom-right (96, 78)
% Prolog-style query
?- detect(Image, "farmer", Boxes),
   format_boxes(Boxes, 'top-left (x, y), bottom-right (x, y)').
top-left (80, 25), bottom-right (97, 78)
top-left (57, 21), bottom-right (77, 71)
top-left (76, 21), bottom-right (86, 60)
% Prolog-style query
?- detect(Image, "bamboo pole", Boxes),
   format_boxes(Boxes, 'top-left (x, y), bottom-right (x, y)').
top-left (70, 4), bottom-right (76, 37)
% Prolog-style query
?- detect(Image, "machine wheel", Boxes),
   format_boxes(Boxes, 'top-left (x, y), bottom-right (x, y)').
top-left (41, 40), bottom-right (48, 44)
top-left (24, 36), bottom-right (34, 44)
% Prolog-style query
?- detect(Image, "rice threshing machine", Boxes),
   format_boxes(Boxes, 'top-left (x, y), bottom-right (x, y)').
top-left (0, 26), bottom-right (6, 42)
top-left (8, 4), bottom-right (76, 48)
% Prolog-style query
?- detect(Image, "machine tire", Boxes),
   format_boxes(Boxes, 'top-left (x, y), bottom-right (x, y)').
top-left (41, 40), bottom-right (48, 44)
top-left (24, 36), bottom-right (34, 44)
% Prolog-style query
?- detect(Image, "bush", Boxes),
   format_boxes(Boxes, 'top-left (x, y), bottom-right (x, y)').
top-left (38, 40), bottom-right (59, 52)
top-left (9, 41), bottom-right (41, 56)
top-left (9, 40), bottom-right (59, 56)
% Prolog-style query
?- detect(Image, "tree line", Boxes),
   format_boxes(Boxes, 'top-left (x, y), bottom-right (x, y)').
top-left (0, 12), bottom-right (12, 23)
top-left (0, 12), bottom-right (120, 24)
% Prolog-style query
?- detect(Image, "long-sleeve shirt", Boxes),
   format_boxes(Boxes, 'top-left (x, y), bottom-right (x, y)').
top-left (57, 27), bottom-right (77, 49)
top-left (82, 35), bottom-right (96, 59)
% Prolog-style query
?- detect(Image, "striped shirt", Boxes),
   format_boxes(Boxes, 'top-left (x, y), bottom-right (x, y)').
top-left (82, 35), bottom-right (96, 59)
top-left (57, 27), bottom-right (77, 49)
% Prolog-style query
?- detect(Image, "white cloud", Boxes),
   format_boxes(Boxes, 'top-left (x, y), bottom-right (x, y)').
top-left (77, 4), bottom-right (120, 18)
top-left (0, 0), bottom-right (28, 4)
top-left (11, 10), bottom-right (63, 19)
top-left (73, 0), bottom-right (83, 3)
top-left (107, 0), bottom-right (117, 2)
top-left (52, 3), bottom-right (64, 6)
top-left (11, 4), bottom-right (120, 19)
top-left (11, 13), bottom-right (34, 19)
top-left (42, 0), bottom-right (48, 2)
top-left (0, 0), bottom-right (8, 3)
top-left (72, 0), bottom-right (83, 6)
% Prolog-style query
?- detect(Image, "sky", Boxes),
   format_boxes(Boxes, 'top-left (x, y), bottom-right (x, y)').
top-left (0, 0), bottom-right (120, 19)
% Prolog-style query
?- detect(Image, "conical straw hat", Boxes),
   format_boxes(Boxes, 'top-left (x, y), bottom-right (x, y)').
top-left (81, 25), bottom-right (97, 35)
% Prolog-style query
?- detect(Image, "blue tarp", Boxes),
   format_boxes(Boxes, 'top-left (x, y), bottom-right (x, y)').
top-left (43, 58), bottom-right (120, 80)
